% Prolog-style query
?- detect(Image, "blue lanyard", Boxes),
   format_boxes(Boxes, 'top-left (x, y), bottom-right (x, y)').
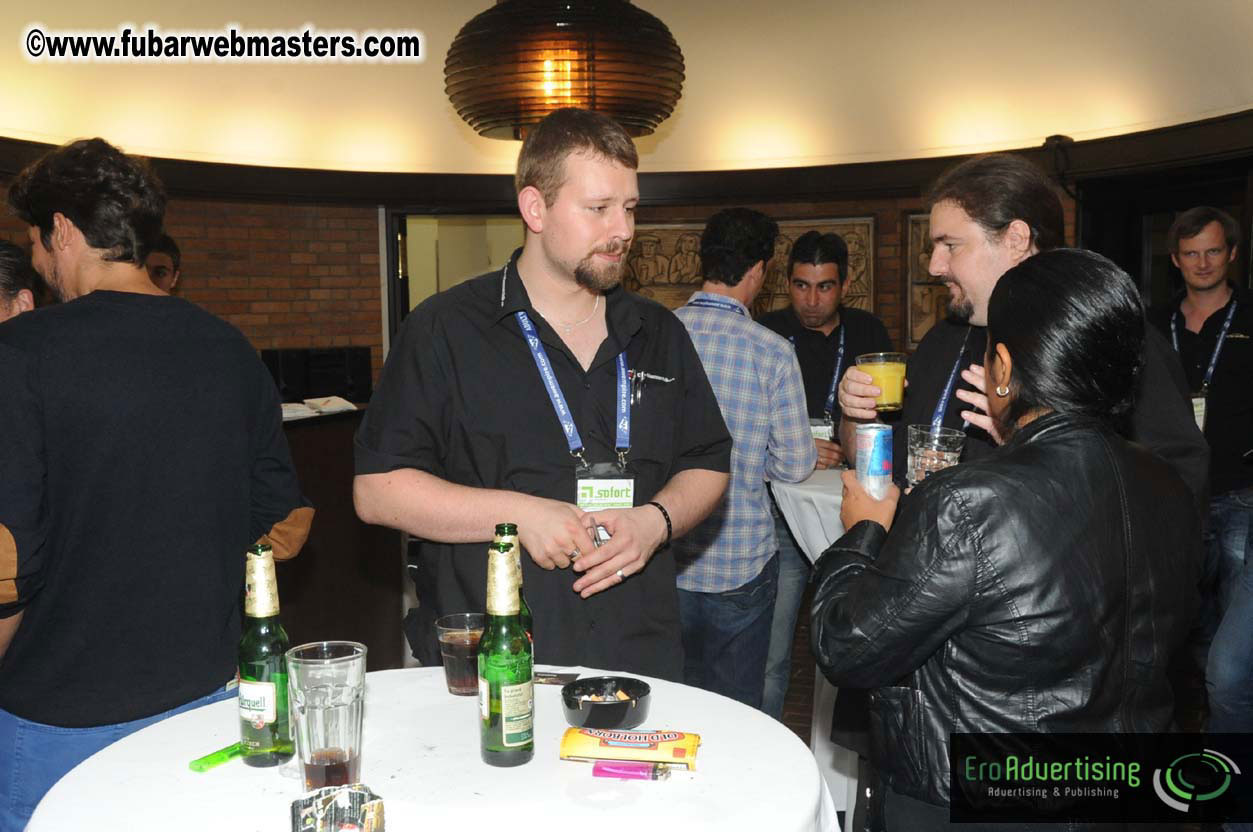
top-left (932, 327), bottom-right (971, 429)
top-left (824, 326), bottom-right (845, 420)
top-left (686, 296), bottom-right (749, 317)
top-left (786, 323), bottom-right (845, 420)
top-left (515, 310), bottom-right (630, 468)
top-left (1171, 300), bottom-right (1238, 394)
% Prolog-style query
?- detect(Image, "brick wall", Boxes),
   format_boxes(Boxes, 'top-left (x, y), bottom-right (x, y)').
top-left (0, 186), bottom-right (384, 380)
top-left (164, 199), bottom-right (383, 379)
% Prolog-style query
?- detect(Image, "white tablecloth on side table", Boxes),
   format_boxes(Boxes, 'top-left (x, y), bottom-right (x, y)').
top-left (772, 468), bottom-right (846, 562)
top-left (772, 468), bottom-right (859, 832)
top-left (30, 666), bottom-right (837, 832)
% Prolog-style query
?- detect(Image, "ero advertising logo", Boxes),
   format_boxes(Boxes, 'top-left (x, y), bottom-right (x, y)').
top-left (950, 732), bottom-right (1252, 824)
top-left (1153, 749), bottom-right (1241, 813)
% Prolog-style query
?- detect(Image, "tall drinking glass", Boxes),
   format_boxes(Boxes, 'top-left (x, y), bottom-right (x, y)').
top-left (287, 641), bottom-right (367, 791)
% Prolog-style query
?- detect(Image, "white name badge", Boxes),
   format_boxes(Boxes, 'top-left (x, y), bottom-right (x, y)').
top-left (1191, 396), bottom-right (1207, 433)
top-left (577, 478), bottom-right (635, 511)
top-left (809, 419), bottom-right (834, 441)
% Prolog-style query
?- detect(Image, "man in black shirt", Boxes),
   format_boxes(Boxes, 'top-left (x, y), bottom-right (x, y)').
top-left (0, 138), bottom-right (310, 830)
top-left (1147, 206), bottom-right (1253, 736)
top-left (838, 154), bottom-right (1207, 509)
top-left (757, 230), bottom-right (891, 720)
top-left (354, 109), bottom-right (731, 681)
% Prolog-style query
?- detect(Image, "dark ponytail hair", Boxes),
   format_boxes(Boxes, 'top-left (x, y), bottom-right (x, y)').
top-left (986, 249), bottom-right (1144, 436)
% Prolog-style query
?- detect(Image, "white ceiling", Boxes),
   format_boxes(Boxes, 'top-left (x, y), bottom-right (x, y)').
top-left (4, 0), bottom-right (1251, 174)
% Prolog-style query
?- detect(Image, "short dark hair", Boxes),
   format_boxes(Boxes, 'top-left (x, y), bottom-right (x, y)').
top-left (787, 230), bottom-right (849, 284)
top-left (515, 108), bottom-right (639, 206)
top-left (700, 208), bottom-right (779, 286)
top-left (928, 154), bottom-right (1064, 253)
top-left (7, 137), bottom-right (166, 267)
top-left (149, 233), bottom-right (181, 271)
top-left (1168, 206), bottom-right (1241, 253)
top-left (986, 248), bottom-right (1144, 437)
top-left (0, 240), bottom-right (39, 301)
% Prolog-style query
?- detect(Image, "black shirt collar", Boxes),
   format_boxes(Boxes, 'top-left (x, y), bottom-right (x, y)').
top-left (493, 247), bottom-right (645, 361)
top-left (1171, 280), bottom-right (1246, 327)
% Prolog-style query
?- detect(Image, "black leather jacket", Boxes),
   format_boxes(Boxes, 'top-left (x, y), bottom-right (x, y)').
top-left (811, 413), bottom-right (1201, 807)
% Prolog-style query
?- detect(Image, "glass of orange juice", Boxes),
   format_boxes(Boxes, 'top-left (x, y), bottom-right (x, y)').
top-left (855, 352), bottom-right (906, 411)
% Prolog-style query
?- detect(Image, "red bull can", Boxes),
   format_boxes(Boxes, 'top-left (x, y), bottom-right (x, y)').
top-left (855, 424), bottom-right (893, 500)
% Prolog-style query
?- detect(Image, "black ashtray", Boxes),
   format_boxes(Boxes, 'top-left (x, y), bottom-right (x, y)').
top-left (560, 676), bottom-right (651, 729)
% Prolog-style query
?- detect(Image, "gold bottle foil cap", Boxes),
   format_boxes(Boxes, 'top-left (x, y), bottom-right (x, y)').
top-left (245, 545), bottom-right (281, 618)
top-left (485, 542), bottom-right (520, 616)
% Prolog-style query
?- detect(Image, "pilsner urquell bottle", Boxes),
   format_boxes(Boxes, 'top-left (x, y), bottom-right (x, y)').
top-left (479, 538), bottom-right (534, 767)
top-left (493, 523), bottom-right (533, 640)
top-left (238, 543), bottom-right (294, 766)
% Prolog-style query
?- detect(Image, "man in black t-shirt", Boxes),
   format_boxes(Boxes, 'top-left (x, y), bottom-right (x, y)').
top-left (0, 138), bottom-right (310, 831)
top-left (1147, 206), bottom-right (1253, 736)
top-left (757, 230), bottom-right (891, 720)
top-left (838, 154), bottom-right (1207, 507)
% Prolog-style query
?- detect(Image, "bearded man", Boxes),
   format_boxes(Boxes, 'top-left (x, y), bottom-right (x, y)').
top-left (353, 109), bottom-right (731, 678)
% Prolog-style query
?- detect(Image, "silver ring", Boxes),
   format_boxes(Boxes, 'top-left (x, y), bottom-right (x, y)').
top-left (569, 548), bottom-right (581, 561)
top-left (615, 568), bottom-right (625, 579)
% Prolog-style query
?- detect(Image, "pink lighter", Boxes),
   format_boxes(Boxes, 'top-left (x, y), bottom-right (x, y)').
top-left (591, 760), bottom-right (670, 781)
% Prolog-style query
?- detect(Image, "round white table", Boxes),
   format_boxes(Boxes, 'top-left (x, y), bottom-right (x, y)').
top-left (29, 666), bottom-right (836, 831)
top-left (772, 468), bottom-right (859, 832)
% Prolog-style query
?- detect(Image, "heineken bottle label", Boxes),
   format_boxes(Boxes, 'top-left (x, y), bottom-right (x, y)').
top-left (500, 681), bottom-right (534, 747)
top-left (238, 679), bottom-right (277, 728)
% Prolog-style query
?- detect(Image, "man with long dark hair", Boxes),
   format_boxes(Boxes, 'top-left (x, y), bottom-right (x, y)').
top-left (837, 153), bottom-right (1208, 508)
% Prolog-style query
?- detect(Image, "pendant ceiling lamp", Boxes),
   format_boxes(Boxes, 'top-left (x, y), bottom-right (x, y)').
top-left (445, 0), bottom-right (685, 140)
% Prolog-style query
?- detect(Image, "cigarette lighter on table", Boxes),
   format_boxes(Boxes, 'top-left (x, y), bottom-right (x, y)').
top-left (592, 761), bottom-right (670, 780)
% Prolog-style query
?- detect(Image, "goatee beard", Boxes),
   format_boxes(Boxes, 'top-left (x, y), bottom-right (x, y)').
top-left (946, 295), bottom-right (973, 325)
top-left (574, 247), bottom-right (626, 291)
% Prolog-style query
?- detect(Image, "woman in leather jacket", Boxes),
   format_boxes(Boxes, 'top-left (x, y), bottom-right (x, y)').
top-left (812, 249), bottom-right (1201, 831)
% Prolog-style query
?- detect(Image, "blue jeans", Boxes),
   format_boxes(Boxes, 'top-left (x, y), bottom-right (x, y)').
top-left (1193, 489), bottom-right (1253, 666)
top-left (0, 684), bottom-right (237, 831)
top-left (678, 553), bottom-right (779, 710)
top-left (763, 511), bottom-right (811, 721)
top-left (1203, 489), bottom-right (1253, 832)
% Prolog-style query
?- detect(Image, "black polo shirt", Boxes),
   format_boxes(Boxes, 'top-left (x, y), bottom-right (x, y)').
top-left (758, 305), bottom-right (894, 420)
top-left (1149, 284), bottom-right (1253, 497)
top-left (901, 318), bottom-right (1208, 506)
top-left (354, 255), bottom-right (732, 682)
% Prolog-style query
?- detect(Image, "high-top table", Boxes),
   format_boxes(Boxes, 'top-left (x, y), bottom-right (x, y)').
top-left (771, 467), bottom-right (859, 832)
top-left (29, 666), bottom-right (837, 831)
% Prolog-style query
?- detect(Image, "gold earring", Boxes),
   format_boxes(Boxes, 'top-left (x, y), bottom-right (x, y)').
top-left (995, 385), bottom-right (1010, 397)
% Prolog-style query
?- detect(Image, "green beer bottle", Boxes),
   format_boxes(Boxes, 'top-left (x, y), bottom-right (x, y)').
top-left (238, 543), bottom-right (294, 766)
top-left (493, 523), bottom-right (532, 640)
top-left (479, 539), bottom-right (534, 767)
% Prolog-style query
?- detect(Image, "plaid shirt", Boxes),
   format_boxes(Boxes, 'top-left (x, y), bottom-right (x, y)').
top-left (673, 292), bottom-right (817, 592)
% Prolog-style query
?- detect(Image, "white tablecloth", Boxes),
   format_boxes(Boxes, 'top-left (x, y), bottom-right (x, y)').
top-left (772, 468), bottom-right (846, 562)
top-left (29, 666), bottom-right (837, 832)
top-left (772, 469), bottom-right (859, 832)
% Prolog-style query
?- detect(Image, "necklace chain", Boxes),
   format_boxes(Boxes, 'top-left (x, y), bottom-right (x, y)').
top-left (552, 294), bottom-right (601, 334)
